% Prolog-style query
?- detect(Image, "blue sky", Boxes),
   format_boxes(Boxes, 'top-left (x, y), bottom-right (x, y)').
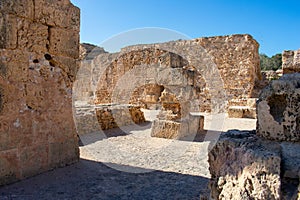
top-left (71, 0), bottom-right (300, 56)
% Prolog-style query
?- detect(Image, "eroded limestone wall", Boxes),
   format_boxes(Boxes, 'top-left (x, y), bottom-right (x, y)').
top-left (209, 73), bottom-right (300, 199)
top-left (257, 73), bottom-right (300, 142)
top-left (282, 49), bottom-right (300, 74)
top-left (0, 0), bottom-right (80, 185)
top-left (209, 130), bottom-right (282, 200)
top-left (91, 34), bottom-right (260, 113)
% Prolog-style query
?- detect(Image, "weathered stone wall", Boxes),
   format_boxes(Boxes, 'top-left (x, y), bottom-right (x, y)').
top-left (227, 98), bottom-right (257, 119)
top-left (95, 105), bottom-right (145, 130)
top-left (73, 44), bottom-right (107, 103)
top-left (91, 34), bottom-right (260, 114)
top-left (0, 0), bottom-right (80, 185)
top-left (209, 73), bottom-right (300, 199)
top-left (282, 49), bottom-right (300, 74)
top-left (196, 35), bottom-right (261, 99)
top-left (257, 73), bottom-right (300, 142)
top-left (129, 84), bottom-right (165, 109)
top-left (209, 130), bottom-right (281, 200)
top-left (79, 43), bottom-right (107, 60)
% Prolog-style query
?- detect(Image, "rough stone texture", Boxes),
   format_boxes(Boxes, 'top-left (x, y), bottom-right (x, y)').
top-left (209, 73), bottom-right (300, 199)
top-left (79, 43), bottom-right (107, 60)
top-left (130, 84), bottom-right (165, 109)
top-left (74, 104), bottom-right (100, 135)
top-left (257, 73), bottom-right (300, 142)
top-left (227, 98), bottom-right (257, 119)
top-left (150, 88), bottom-right (204, 139)
top-left (85, 34), bottom-right (260, 114)
top-left (73, 44), bottom-right (108, 103)
top-left (95, 104), bottom-right (146, 130)
top-left (262, 70), bottom-right (280, 81)
top-left (280, 142), bottom-right (300, 179)
top-left (282, 49), bottom-right (300, 74)
top-left (151, 113), bottom-right (204, 139)
top-left (209, 130), bottom-right (282, 200)
top-left (0, 0), bottom-right (80, 185)
top-left (227, 106), bottom-right (256, 119)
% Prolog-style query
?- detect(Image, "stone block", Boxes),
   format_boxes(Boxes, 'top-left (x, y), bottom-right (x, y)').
top-left (0, 14), bottom-right (18, 49)
top-left (228, 106), bottom-right (256, 119)
top-left (209, 130), bottom-right (281, 200)
top-left (257, 73), bottom-right (300, 142)
top-left (282, 49), bottom-right (300, 74)
top-left (151, 119), bottom-right (183, 139)
top-left (151, 113), bottom-right (204, 139)
top-left (34, 0), bottom-right (80, 30)
top-left (0, 0), bottom-right (34, 19)
top-left (49, 27), bottom-right (79, 58)
top-left (17, 20), bottom-right (48, 53)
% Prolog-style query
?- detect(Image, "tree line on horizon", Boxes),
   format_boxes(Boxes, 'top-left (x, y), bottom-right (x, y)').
top-left (259, 53), bottom-right (282, 71)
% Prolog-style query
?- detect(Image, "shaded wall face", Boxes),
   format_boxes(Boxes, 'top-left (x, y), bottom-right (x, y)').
top-left (0, 0), bottom-right (80, 185)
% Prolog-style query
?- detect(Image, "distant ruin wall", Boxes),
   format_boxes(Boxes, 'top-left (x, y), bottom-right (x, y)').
top-left (86, 34), bottom-right (260, 113)
top-left (0, 0), bottom-right (80, 185)
top-left (282, 49), bottom-right (300, 74)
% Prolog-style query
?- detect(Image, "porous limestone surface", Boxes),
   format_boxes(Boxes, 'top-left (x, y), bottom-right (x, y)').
top-left (257, 73), bottom-right (300, 142)
top-left (282, 49), bottom-right (300, 74)
top-left (0, 0), bottom-right (80, 185)
top-left (209, 130), bottom-right (282, 200)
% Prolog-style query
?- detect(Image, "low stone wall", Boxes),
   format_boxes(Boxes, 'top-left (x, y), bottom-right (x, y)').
top-left (227, 98), bottom-right (257, 119)
top-left (74, 104), bottom-right (146, 135)
top-left (151, 113), bottom-right (204, 139)
top-left (95, 104), bottom-right (146, 130)
top-left (74, 105), bottom-right (100, 135)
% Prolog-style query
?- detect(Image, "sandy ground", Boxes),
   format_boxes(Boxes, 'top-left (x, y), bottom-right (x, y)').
top-left (0, 110), bottom-right (256, 199)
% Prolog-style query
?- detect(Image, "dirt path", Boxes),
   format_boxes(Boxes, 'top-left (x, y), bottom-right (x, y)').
top-left (0, 111), bottom-right (256, 199)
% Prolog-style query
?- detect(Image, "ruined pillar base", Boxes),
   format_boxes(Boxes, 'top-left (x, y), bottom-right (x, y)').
top-left (228, 106), bottom-right (256, 119)
top-left (95, 104), bottom-right (146, 130)
top-left (151, 113), bottom-right (204, 139)
top-left (227, 98), bottom-right (257, 119)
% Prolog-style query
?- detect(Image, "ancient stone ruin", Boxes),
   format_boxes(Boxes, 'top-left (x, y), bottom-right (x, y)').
top-left (0, 0), bottom-right (80, 185)
top-left (209, 72), bottom-right (300, 199)
top-left (3, 2), bottom-right (299, 199)
top-left (74, 34), bottom-right (262, 138)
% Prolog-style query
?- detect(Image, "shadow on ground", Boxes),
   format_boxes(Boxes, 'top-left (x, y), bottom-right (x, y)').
top-left (0, 159), bottom-right (209, 200)
top-left (79, 121), bottom-right (152, 146)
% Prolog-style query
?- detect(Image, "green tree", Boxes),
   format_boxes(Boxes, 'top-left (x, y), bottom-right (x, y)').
top-left (259, 53), bottom-right (282, 71)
